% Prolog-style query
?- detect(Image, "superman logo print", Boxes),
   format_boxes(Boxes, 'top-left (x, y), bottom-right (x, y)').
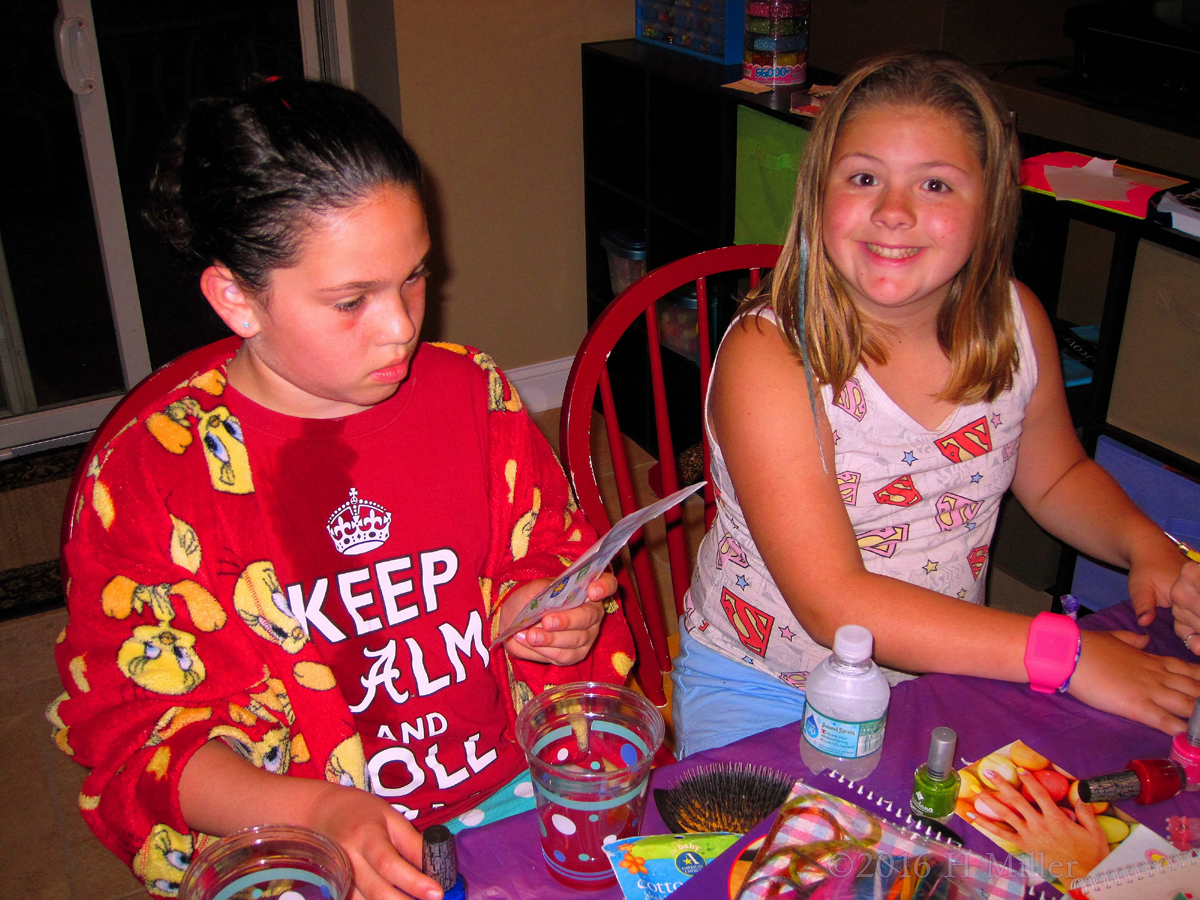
top-left (832, 377), bottom-right (867, 422)
top-left (967, 544), bottom-right (989, 580)
top-left (873, 475), bottom-right (921, 507)
top-left (719, 589), bottom-right (774, 657)
top-left (837, 472), bottom-right (861, 506)
top-left (934, 417), bottom-right (992, 464)
top-left (855, 525), bottom-right (909, 559)
top-left (935, 492), bottom-right (981, 531)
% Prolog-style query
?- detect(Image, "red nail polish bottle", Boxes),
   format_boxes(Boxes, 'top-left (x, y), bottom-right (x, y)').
top-left (1079, 758), bottom-right (1187, 805)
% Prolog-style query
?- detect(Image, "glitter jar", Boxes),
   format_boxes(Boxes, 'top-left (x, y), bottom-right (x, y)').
top-left (743, 0), bottom-right (809, 86)
top-left (179, 825), bottom-right (353, 900)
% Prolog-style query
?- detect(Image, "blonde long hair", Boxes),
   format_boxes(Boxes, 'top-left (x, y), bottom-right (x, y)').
top-left (763, 51), bottom-right (1022, 404)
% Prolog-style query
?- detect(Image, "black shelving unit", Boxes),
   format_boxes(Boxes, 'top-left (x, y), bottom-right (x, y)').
top-left (1012, 135), bottom-right (1200, 475)
top-left (582, 39), bottom-right (820, 454)
top-left (1010, 134), bottom-right (1200, 597)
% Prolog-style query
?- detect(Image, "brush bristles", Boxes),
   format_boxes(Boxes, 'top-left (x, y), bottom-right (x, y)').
top-left (655, 762), bottom-right (793, 834)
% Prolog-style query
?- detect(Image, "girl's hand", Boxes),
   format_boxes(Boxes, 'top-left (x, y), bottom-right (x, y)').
top-left (1067, 629), bottom-right (1200, 734)
top-left (1170, 561), bottom-right (1200, 653)
top-left (180, 741), bottom-right (441, 900)
top-left (972, 769), bottom-right (1109, 882)
top-left (303, 783), bottom-right (440, 900)
top-left (501, 574), bottom-right (615, 665)
top-left (1126, 530), bottom-right (1191, 627)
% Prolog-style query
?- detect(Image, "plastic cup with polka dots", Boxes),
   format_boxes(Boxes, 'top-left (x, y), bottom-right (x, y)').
top-left (515, 681), bottom-right (665, 889)
top-left (178, 824), bottom-right (352, 900)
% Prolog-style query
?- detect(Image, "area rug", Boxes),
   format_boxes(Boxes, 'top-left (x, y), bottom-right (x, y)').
top-left (0, 445), bottom-right (83, 622)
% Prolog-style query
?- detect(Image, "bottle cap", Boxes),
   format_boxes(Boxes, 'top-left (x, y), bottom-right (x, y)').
top-left (1129, 758), bottom-right (1187, 803)
top-left (1080, 760), bottom-right (1186, 805)
top-left (832, 624), bottom-right (873, 663)
top-left (1188, 696), bottom-right (1200, 745)
top-left (422, 824), bottom-right (459, 891)
top-left (926, 727), bottom-right (957, 779)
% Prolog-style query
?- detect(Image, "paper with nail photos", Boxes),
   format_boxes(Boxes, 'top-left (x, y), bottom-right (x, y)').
top-left (957, 739), bottom-right (1174, 891)
top-left (490, 482), bottom-right (705, 648)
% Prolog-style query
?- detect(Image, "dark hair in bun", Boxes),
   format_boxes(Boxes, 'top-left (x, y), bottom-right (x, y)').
top-left (145, 76), bottom-right (422, 293)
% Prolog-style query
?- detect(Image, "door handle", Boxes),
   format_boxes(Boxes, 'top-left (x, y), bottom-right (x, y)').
top-left (54, 14), bottom-right (97, 95)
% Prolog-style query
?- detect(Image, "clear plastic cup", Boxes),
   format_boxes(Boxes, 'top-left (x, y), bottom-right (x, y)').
top-left (179, 824), bottom-right (353, 900)
top-left (516, 681), bottom-right (665, 889)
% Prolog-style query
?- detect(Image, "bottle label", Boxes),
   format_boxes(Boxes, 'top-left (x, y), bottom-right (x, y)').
top-left (910, 772), bottom-right (958, 819)
top-left (801, 702), bottom-right (886, 759)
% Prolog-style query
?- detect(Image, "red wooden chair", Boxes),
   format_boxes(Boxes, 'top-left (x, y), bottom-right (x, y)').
top-left (560, 245), bottom-right (781, 706)
top-left (61, 336), bottom-right (242, 551)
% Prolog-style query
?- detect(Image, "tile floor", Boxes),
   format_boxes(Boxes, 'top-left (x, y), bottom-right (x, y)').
top-left (0, 407), bottom-right (1050, 898)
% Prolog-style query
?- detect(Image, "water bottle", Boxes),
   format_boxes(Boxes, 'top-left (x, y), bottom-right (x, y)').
top-left (799, 625), bottom-right (890, 780)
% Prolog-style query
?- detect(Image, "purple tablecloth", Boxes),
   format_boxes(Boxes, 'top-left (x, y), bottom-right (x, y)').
top-left (456, 603), bottom-right (1200, 898)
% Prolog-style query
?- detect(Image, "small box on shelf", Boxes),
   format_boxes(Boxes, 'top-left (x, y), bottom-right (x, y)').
top-left (636, 0), bottom-right (745, 66)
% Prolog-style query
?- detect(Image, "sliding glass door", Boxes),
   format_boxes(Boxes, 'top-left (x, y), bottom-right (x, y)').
top-left (0, 0), bottom-right (346, 454)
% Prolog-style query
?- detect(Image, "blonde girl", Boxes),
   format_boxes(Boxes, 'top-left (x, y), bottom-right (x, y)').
top-left (672, 51), bottom-right (1200, 761)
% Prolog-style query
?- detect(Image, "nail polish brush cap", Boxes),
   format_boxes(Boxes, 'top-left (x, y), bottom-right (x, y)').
top-left (1188, 697), bottom-right (1200, 746)
top-left (1079, 768), bottom-right (1140, 803)
top-left (926, 727), bottom-right (957, 780)
top-left (422, 824), bottom-right (459, 891)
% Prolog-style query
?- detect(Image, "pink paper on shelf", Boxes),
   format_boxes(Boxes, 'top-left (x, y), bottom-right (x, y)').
top-left (722, 78), bottom-right (773, 94)
top-left (1020, 151), bottom-right (1187, 219)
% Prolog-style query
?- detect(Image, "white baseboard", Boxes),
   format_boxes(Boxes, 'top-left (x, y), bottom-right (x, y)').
top-left (506, 356), bottom-right (573, 413)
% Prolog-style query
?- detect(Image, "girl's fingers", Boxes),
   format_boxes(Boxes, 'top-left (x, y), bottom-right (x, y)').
top-left (540, 601), bottom-right (605, 633)
top-left (1072, 796), bottom-right (1107, 842)
top-left (349, 853), bottom-right (412, 900)
top-left (586, 573), bottom-right (618, 602)
top-left (1128, 584), bottom-right (1158, 625)
top-left (522, 626), bottom-right (593, 652)
top-left (365, 831), bottom-right (440, 900)
top-left (986, 771), bottom-right (1035, 815)
top-left (974, 784), bottom-right (1023, 829)
top-left (1014, 770), bottom-right (1063, 818)
top-left (1107, 629), bottom-right (1150, 650)
top-left (384, 810), bottom-right (428, 870)
top-left (1173, 610), bottom-right (1200, 645)
top-left (972, 812), bottom-right (1020, 842)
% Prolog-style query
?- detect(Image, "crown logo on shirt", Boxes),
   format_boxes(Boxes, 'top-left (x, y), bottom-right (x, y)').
top-left (327, 488), bottom-right (392, 556)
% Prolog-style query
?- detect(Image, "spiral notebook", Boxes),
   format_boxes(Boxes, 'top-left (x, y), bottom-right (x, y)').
top-left (1067, 847), bottom-right (1200, 899)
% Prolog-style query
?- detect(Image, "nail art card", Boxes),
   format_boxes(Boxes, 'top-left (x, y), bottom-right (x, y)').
top-left (490, 482), bottom-right (705, 648)
top-left (956, 739), bottom-right (1174, 893)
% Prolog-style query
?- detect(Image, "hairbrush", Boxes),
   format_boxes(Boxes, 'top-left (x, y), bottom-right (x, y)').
top-left (654, 762), bottom-right (793, 834)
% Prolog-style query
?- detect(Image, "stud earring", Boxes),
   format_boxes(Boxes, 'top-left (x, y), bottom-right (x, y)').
top-left (242, 322), bottom-right (250, 329)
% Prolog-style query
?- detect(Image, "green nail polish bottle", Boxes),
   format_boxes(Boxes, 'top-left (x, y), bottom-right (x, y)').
top-left (911, 726), bottom-right (960, 823)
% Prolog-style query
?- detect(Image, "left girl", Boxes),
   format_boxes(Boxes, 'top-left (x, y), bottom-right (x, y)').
top-left (50, 77), bottom-right (633, 900)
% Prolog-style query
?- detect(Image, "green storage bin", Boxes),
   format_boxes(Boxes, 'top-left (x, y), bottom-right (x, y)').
top-left (734, 105), bottom-right (809, 246)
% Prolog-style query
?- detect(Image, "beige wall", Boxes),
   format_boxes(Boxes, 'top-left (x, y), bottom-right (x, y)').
top-left (394, 2), bottom-right (634, 369)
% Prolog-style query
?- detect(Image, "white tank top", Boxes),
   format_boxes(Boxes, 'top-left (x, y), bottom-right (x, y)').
top-left (684, 283), bottom-right (1039, 691)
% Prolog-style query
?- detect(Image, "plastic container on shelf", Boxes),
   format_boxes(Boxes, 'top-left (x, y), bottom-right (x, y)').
top-left (800, 625), bottom-right (891, 780)
top-left (600, 229), bottom-right (648, 297)
top-left (636, 0), bottom-right (744, 64)
top-left (743, 0), bottom-right (809, 86)
top-left (657, 286), bottom-right (700, 362)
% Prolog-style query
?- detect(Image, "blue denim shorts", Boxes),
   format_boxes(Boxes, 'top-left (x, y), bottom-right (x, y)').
top-left (670, 626), bottom-right (806, 759)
